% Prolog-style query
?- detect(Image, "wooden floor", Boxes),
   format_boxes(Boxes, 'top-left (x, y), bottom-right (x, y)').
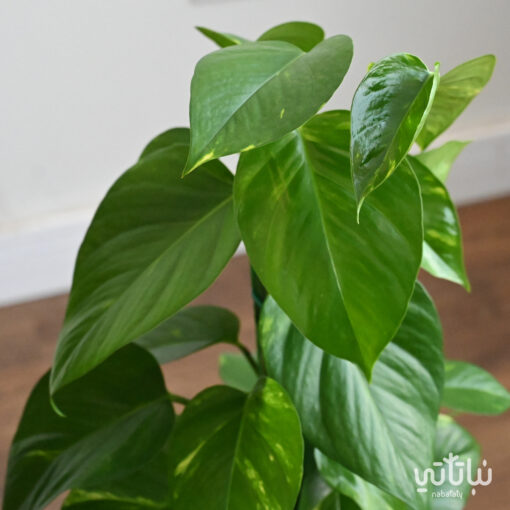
top-left (1, 196), bottom-right (509, 509)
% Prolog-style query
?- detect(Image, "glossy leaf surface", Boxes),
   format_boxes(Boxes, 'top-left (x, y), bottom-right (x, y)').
top-left (218, 352), bottom-right (258, 392)
top-left (196, 26), bottom-right (248, 48)
top-left (409, 157), bottom-right (469, 289)
top-left (417, 55), bottom-right (496, 149)
top-left (415, 140), bottom-right (470, 182)
top-left (315, 451), bottom-right (406, 510)
top-left (261, 283), bottom-right (444, 509)
top-left (168, 379), bottom-right (303, 510)
top-left (351, 54), bottom-right (438, 204)
top-left (443, 360), bottom-right (510, 415)
top-left (257, 21), bottom-right (324, 51)
top-left (51, 132), bottom-right (240, 392)
top-left (431, 415), bottom-right (480, 510)
top-left (185, 36), bottom-right (353, 173)
top-left (236, 111), bottom-right (422, 375)
top-left (136, 306), bottom-right (239, 364)
top-left (3, 346), bottom-right (174, 510)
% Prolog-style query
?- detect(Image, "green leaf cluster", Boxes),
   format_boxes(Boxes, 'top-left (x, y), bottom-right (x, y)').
top-left (3, 20), bottom-right (507, 510)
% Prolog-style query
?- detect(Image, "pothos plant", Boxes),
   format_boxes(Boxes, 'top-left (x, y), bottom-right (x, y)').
top-left (4, 21), bottom-right (510, 510)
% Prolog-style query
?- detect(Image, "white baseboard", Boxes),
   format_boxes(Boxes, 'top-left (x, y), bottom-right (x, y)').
top-left (1, 129), bottom-right (509, 307)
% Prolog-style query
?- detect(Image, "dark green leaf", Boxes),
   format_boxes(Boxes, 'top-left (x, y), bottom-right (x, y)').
top-left (415, 140), bottom-right (470, 182)
top-left (257, 21), bottom-right (325, 52)
top-left (168, 379), bottom-right (303, 510)
top-left (408, 156), bottom-right (470, 289)
top-left (416, 55), bottom-right (496, 149)
top-left (196, 26), bottom-right (248, 48)
top-left (442, 360), bottom-right (510, 415)
top-left (351, 54), bottom-right (439, 205)
top-left (236, 111), bottom-right (422, 376)
top-left (62, 441), bottom-right (172, 509)
top-left (138, 127), bottom-right (190, 160)
top-left (218, 352), bottom-right (258, 392)
top-left (429, 414), bottom-right (480, 509)
top-left (261, 283), bottom-right (444, 509)
top-left (136, 306), bottom-right (239, 364)
top-left (3, 345), bottom-right (174, 510)
top-left (51, 132), bottom-right (240, 393)
top-left (296, 446), bottom-right (332, 510)
top-left (184, 36), bottom-right (353, 173)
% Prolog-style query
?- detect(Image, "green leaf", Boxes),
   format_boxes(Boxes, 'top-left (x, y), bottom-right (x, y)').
top-left (442, 360), bottom-right (510, 415)
top-left (62, 442), bottom-right (172, 509)
top-left (168, 378), bottom-right (303, 510)
top-left (408, 156), bottom-right (470, 289)
top-left (416, 55), bottom-right (496, 149)
top-left (50, 131), bottom-right (240, 393)
top-left (218, 352), bottom-right (258, 392)
top-left (138, 127), bottom-right (190, 160)
top-left (3, 345), bottom-right (174, 510)
top-left (261, 283), bottom-right (444, 509)
top-left (315, 451), bottom-right (406, 510)
top-left (415, 140), bottom-right (470, 182)
top-left (196, 26), bottom-right (249, 48)
top-left (351, 54), bottom-right (439, 205)
top-left (429, 414), bottom-right (480, 509)
top-left (235, 111), bottom-right (423, 376)
top-left (184, 36), bottom-right (353, 173)
top-left (136, 306), bottom-right (239, 364)
top-left (257, 21), bottom-right (325, 51)
top-left (296, 446), bottom-right (332, 510)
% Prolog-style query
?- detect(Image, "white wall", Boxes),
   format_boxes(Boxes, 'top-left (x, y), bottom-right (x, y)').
top-left (1, 0), bottom-right (509, 304)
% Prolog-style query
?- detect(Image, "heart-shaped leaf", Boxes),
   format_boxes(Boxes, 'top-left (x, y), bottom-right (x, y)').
top-left (258, 21), bottom-right (325, 51)
top-left (135, 306), bottom-right (239, 364)
top-left (415, 141), bottom-right (470, 182)
top-left (168, 378), bottom-right (303, 510)
top-left (442, 360), bottom-right (510, 415)
top-left (261, 283), bottom-right (444, 509)
top-left (51, 130), bottom-right (240, 393)
top-left (416, 55), bottom-right (496, 149)
top-left (408, 156), bottom-right (469, 289)
top-left (351, 54), bottom-right (439, 205)
top-left (235, 111), bottom-right (422, 376)
top-left (3, 345), bottom-right (174, 510)
top-left (184, 36), bottom-right (353, 173)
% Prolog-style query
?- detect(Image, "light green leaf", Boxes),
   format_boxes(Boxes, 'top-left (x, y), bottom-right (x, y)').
top-left (315, 451), bottom-right (406, 510)
top-left (235, 111), bottom-right (422, 376)
top-left (408, 156), bottom-right (470, 289)
top-left (184, 36), bottom-right (353, 173)
top-left (415, 141), bottom-right (470, 182)
top-left (3, 345), bottom-right (174, 510)
top-left (258, 21), bottom-right (325, 51)
top-left (50, 130), bottom-right (240, 393)
top-left (196, 26), bottom-right (249, 48)
top-left (261, 283), bottom-right (444, 509)
top-left (136, 306), bottom-right (239, 364)
top-left (443, 360), bottom-right (510, 415)
top-left (351, 54), bottom-right (439, 205)
top-left (430, 415), bottom-right (480, 509)
top-left (417, 55), bottom-right (496, 149)
top-left (168, 379), bottom-right (303, 510)
top-left (218, 352), bottom-right (258, 392)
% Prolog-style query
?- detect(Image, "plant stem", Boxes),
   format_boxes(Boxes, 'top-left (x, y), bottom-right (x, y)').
top-left (236, 342), bottom-right (260, 374)
top-left (169, 392), bottom-right (190, 405)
